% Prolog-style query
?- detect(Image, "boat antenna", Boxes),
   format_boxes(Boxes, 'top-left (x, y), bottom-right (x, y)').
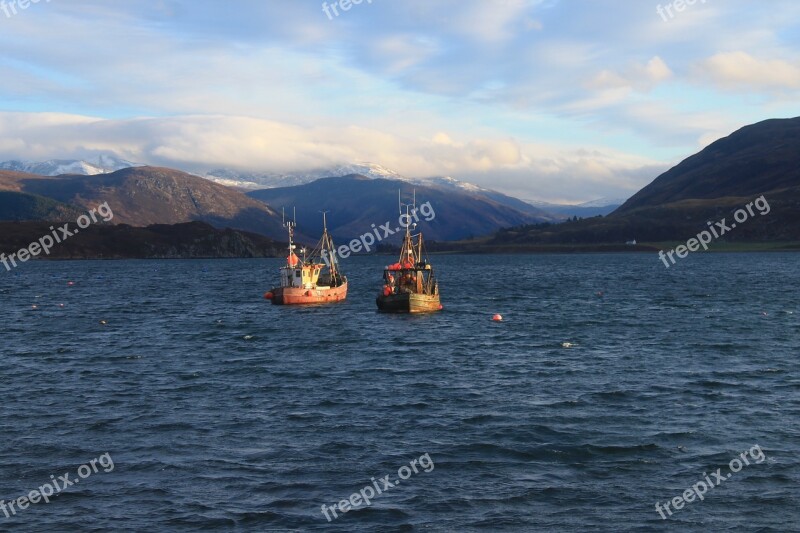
top-left (320, 210), bottom-right (329, 234)
top-left (320, 210), bottom-right (330, 258)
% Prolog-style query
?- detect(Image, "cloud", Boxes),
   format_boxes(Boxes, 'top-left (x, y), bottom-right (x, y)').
top-left (564, 57), bottom-right (675, 113)
top-left (589, 57), bottom-right (673, 92)
top-left (1, 1), bottom-right (799, 202)
top-left (0, 111), bottom-right (664, 202)
top-left (694, 52), bottom-right (800, 92)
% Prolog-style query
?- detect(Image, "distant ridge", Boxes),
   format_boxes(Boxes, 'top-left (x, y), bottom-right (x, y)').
top-left (0, 221), bottom-right (284, 259)
top-left (526, 198), bottom-right (625, 218)
top-left (204, 162), bottom-right (405, 189)
top-left (0, 155), bottom-right (140, 176)
top-left (0, 166), bottom-right (287, 239)
top-left (207, 162), bottom-right (562, 219)
top-left (247, 174), bottom-right (558, 241)
top-left (487, 117), bottom-right (800, 246)
top-left (616, 117), bottom-right (800, 214)
top-left (0, 191), bottom-right (83, 222)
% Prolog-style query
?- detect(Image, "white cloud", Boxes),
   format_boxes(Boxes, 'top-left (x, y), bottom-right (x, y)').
top-left (588, 57), bottom-right (672, 92)
top-left (694, 52), bottom-right (800, 92)
top-left (1, 1), bottom-right (799, 201)
top-left (0, 112), bottom-right (664, 202)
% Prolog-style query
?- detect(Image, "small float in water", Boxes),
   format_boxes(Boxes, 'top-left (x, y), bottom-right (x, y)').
top-left (265, 212), bottom-right (347, 306)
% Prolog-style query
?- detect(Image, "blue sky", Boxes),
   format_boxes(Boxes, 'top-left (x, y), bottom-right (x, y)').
top-left (1, 0), bottom-right (799, 202)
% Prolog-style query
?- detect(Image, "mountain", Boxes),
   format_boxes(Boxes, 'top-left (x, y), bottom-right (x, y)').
top-left (0, 155), bottom-right (139, 176)
top-left (205, 163), bottom-right (559, 219)
top-left (418, 177), bottom-right (564, 218)
top-left (0, 191), bottom-right (83, 222)
top-left (581, 197), bottom-right (628, 208)
top-left (487, 117), bottom-right (800, 246)
top-left (0, 167), bottom-right (287, 239)
top-left (204, 162), bottom-right (405, 189)
top-left (0, 221), bottom-right (284, 259)
top-left (247, 175), bottom-right (554, 241)
top-left (527, 198), bottom-right (625, 218)
top-left (616, 117), bottom-right (800, 213)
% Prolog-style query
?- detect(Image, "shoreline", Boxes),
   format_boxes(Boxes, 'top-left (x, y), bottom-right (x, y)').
top-left (4, 242), bottom-right (800, 264)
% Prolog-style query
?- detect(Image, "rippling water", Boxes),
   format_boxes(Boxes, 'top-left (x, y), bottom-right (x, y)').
top-left (1, 253), bottom-right (798, 532)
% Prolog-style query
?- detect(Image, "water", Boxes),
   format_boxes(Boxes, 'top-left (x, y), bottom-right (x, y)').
top-left (0, 253), bottom-right (798, 532)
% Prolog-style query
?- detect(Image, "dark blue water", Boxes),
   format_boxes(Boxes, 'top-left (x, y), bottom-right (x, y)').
top-left (1, 253), bottom-right (798, 532)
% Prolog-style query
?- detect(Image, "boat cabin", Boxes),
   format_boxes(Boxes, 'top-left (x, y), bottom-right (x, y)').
top-left (280, 253), bottom-right (325, 289)
top-left (382, 261), bottom-right (434, 296)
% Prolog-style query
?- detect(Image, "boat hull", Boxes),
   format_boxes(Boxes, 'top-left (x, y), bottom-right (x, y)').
top-left (376, 292), bottom-right (441, 313)
top-left (271, 282), bottom-right (348, 305)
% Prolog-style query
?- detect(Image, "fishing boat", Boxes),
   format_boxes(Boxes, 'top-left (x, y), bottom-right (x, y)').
top-left (264, 213), bottom-right (347, 305)
top-left (376, 199), bottom-right (441, 313)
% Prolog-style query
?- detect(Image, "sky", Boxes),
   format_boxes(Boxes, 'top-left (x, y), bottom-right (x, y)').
top-left (1, 0), bottom-right (799, 203)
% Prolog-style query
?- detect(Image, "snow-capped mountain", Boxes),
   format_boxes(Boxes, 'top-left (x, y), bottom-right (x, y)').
top-left (204, 162), bottom-right (503, 193)
top-left (206, 163), bottom-right (564, 220)
top-left (0, 156), bottom-right (140, 176)
top-left (204, 162), bottom-right (407, 190)
top-left (201, 171), bottom-right (263, 190)
top-left (424, 176), bottom-right (487, 193)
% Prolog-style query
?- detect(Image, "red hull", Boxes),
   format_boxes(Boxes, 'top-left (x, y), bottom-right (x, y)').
top-left (270, 282), bottom-right (348, 305)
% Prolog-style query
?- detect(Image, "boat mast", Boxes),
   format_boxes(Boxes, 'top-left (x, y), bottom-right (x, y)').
top-left (399, 190), bottom-right (416, 265)
top-left (321, 210), bottom-right (337, 277)
top-left (321, 210), bottom-right (330, 247)
top-left (283, 207), bottom-right (297, 266)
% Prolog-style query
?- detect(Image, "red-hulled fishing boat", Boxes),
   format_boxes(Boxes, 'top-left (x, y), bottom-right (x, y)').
top-left (264, 213), bottom-right (347, 305)
top-left (376, 200), bottom-right (441, 313)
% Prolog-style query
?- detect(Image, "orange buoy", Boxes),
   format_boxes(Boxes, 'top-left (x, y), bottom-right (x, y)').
top-left (438, 304), bottom-right (443, 310)
top-left (492, 314), bottom-right (503, 322)
top-left (264, 292), bottom-right (274, 300)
